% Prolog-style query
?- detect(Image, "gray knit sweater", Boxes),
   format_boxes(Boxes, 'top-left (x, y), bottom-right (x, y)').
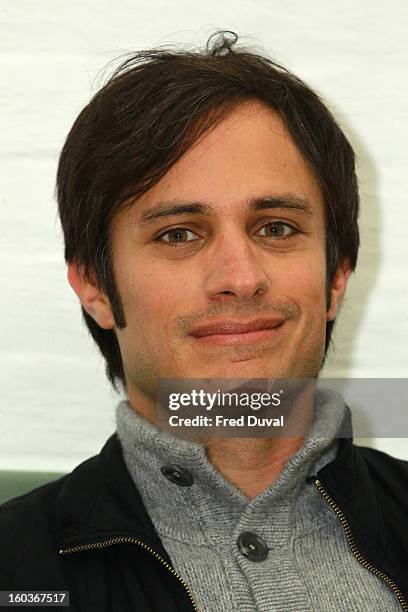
top-left (116, 389), bottom-right (400, 611)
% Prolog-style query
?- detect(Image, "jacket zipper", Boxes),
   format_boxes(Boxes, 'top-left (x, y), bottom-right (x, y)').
top-left (314, 478), bottom-right (408, 611)
top-left (59, 536), bottom-right (198, 611)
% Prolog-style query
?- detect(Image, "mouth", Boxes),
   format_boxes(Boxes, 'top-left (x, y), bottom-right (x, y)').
top-left (189, 319), bottom-right (285, 346)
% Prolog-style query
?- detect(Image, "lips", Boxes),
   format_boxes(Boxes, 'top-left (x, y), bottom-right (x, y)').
top-left (190, 318), bottom-right (285, 337)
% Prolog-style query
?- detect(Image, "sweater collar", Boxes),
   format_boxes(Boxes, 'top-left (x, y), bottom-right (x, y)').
top-left (115, 388), bottom-right (351, 546)
top-left (55, 400), bottom-right (383, 564)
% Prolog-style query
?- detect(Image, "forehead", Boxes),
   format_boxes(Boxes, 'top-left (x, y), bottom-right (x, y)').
top-left (127, 100), bottom-right (324, 220)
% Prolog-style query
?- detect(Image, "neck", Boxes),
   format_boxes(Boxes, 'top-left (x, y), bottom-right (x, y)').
top-left (204, 436), bottom-right (306, 499)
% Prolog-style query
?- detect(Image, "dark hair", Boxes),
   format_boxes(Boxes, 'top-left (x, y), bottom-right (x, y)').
top-left (57, 30), bottom-right (360, 390)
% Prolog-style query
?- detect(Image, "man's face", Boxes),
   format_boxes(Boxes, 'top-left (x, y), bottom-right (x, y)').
top-left (104, 101), bottom-right (347, 408)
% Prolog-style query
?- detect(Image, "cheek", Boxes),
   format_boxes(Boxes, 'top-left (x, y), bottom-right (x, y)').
top-left (279, 253), bottom-right (327, 311)
top-left (117, 264), bottom-right (188, 327)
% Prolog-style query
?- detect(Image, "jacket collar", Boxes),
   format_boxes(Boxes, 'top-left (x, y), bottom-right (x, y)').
top-left (56, 415), bottom-right (383, 562)
top-left (317, 434), bottom-right (384, 562)
top-left (56, 433), bottom-right (171, 560)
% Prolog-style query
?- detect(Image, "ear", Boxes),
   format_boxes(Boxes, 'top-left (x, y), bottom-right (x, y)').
top-left (67, 263), bottom-right (115, 330)
top-left (326, 258), bottom-right (352, 322)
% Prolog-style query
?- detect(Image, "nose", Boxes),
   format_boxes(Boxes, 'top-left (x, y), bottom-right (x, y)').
top-left (204, 230), bottom-right (271, 301)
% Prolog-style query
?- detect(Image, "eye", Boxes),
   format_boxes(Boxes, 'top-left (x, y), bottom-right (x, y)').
top-left (154, 227), bottom-right (199, 247)
top-left (154, 221), bottom-right (298, 248)
top-left (257, 221), bottom-right (298, 239)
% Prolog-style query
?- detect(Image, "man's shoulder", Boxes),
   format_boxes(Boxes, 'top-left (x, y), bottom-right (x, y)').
top-left (0, 433), bottom-right (121, 516)
top-left (0, 433), bottom-right (166, 590)
top-left (355, 443), bottom-right (408, 469)
top-left (0, 450), bottom-right (101, 522)
top-left (0, 434), bottom-right (137, 555)
top-left (316, 439), bottom-right (408, 518)
top-left (0, 448), bottom-right (105, 571)
top-left (354, 443), bottom-right (408, 488)
top-left (0, 474), bottom-right (65, 532)
top-left (0, 475), bottom-right (67, 586)
top-left (335, 442), bottom-right (408, 522)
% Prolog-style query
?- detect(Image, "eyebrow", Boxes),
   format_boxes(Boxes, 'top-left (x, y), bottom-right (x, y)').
top-left (136, 194), bottom-right (313, 227)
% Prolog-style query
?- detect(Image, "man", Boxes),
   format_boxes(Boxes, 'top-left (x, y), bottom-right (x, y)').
top-left (1, 30), bottom-right (407, 611)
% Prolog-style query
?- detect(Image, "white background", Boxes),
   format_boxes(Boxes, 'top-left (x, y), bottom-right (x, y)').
top-left (1, 1), bottom-right (407, 472)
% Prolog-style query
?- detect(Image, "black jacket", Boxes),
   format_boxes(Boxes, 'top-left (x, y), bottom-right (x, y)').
top-left (1, 433), bottom-right (408, 611)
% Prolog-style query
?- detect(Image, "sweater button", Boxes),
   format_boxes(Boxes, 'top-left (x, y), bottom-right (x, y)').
top-left (237, 532), bottom-right (268, 562)
top-left (160, 464), bottom-right (194, 487)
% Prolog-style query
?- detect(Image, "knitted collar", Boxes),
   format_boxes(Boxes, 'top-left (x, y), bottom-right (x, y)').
top-left (116, 388), bottom-right (350, 546)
